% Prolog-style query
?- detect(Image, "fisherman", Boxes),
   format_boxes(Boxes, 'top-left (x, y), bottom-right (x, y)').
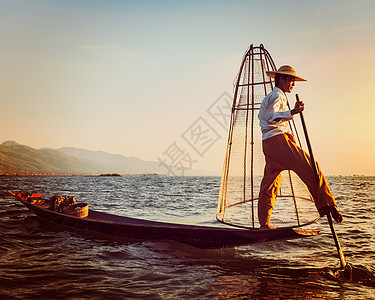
top-left (258, 65), bottom-right (343, 229)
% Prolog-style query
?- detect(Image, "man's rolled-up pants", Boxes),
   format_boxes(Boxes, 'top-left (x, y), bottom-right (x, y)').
top-left (258, 132), bottom-right (337, 226)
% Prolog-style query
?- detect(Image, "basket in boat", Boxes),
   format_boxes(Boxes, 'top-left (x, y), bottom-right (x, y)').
top-left (63, 203), bottom-right (89, 218)
top-left (28, 197), bottom-right (45, 204)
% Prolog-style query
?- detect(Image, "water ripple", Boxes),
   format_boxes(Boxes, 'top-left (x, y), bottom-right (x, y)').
top-left (0, 175), bottom-right (374, 299)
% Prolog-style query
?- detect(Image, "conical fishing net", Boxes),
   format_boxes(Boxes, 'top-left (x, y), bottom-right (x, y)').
top-left (217, 44), bottom-right (320, 229)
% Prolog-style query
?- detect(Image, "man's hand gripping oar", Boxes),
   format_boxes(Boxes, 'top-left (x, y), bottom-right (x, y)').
top-left (295, 94), bottom-right (352, 281)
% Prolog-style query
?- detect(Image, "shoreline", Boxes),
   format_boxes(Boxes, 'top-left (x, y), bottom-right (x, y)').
top-left (0, 173), bottom-right (168, 177)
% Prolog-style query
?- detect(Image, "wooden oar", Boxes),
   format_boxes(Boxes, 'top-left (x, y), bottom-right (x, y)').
top-left (295, 94), bottom-right (352, 279)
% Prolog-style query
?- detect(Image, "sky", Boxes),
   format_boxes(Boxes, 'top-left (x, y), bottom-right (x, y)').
top-left (1, 0), bottom-right (375, 175)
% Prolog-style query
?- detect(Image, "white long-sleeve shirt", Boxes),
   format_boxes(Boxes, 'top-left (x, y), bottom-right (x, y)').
top-left (258, 87), bottom-right (293, 141)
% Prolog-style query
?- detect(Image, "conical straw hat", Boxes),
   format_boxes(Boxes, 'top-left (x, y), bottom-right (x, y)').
top-left (266, 65), bottom-right (307, 81)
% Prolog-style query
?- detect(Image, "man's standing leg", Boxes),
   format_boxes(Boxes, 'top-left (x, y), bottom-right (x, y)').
top-left (258, 163), bottom-right (281, 227)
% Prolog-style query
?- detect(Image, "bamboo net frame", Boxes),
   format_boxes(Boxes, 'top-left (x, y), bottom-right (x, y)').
top-left (217, 44), bottom-right (320, 229)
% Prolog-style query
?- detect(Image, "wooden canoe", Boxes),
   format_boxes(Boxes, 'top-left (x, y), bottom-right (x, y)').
top-left (8, 191), bottom-right (320, 249)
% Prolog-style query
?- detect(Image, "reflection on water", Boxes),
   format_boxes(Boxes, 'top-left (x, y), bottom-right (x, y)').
top-left (0, 175), bottom-right (375, 299)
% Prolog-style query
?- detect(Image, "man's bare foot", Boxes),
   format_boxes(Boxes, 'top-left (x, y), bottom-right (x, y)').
top-left (330, 206), bottom-right (343, 223)
top-left (260, 225), bottom-right (276, 230)
top-left (320, 206), bottom-right (343, 223)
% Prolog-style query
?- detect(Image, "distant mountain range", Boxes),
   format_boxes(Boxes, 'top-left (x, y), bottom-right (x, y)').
top-left (56, 146), bottom-right (166, 175)
top-left (0, 141), bottom-right (207, 175)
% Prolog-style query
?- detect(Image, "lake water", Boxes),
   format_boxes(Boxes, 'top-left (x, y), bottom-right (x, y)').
top-left (1, 175), bottom-right (374, 299)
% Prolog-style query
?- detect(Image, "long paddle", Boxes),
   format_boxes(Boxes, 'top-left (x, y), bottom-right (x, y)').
top-left (295, 94), bottom-right (352, 279)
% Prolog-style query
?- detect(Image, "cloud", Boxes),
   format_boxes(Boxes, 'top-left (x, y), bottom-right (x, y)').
top-left (329, 25), bottom-right (358, 35)
top-left (298, 25), bottom-right (358, 37)
top-left (80, 43), bottom-right (120, 49)
top-left (297, 30), bottom-right (321, 36)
